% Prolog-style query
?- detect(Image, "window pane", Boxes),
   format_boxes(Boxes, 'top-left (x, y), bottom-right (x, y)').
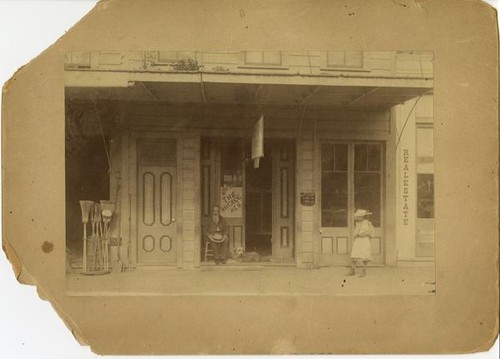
top-left (354, 144), bottom-right (367, 171)
top-left (334, 144), bottom-right (348, 171)
top-left (221, 145), bottom-right (244, 187)
top-left (245, 51), bottom-right (262, 64)
top-left (366, 144), bottom-right (381, 171)
top-left (417, 128), bottom-right (434, 158)
top-left (321, 172), bottom-right (348, 227)
top-left (321, 144), bottom-right (335, 171)
top-left (263, 51), bottom-right (281, 65)
top-left (158, 51), bottom-right (178, 63)
top-left (327, 51), bottom-right (345, 67)
top-left (345, 51), bottom-right (363, 67)
top-left (417, 174), bottom-right (434, 218)
top-left (354, 172), bottom-right (381, 227)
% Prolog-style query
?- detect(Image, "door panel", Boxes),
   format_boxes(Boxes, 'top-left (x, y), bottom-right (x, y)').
top-left (136, 137), bottom-right (177, 266)
top-left (320, 142), bottom-right (384, 265)
top-left (137, 166), bottom-right (177, 265)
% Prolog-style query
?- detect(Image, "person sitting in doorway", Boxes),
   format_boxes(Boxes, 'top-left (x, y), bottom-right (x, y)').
top-left (346, 209), bottom-right (374, 278)
top-left (205, 205), bottom-right (229, 265)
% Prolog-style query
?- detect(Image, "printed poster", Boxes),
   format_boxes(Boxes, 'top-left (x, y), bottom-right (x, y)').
top-left (220, 186), bottom-right (243, 218)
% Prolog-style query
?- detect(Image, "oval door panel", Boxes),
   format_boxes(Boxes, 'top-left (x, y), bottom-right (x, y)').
top-left (160, 235), bottom-right (172, 252)
top-left (142, 235), bottom-right (155, 252)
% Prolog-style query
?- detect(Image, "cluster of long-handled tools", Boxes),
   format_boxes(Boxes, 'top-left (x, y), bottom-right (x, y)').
top-left (79, 200), bottom-right (115, 275)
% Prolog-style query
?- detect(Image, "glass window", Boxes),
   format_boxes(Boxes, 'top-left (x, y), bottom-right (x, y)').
top-left (416, 125), bottom-right (434, 219)
top-left (321, 144), bottom-right (348, 227)
top-left (327, 51), bottom-right (363, 68)
top-left (354, 173), bottom-right (381, 227)
top-left (367, 145), bottom-right (381, 171)
top-left (245, 51), bottom-right (282, 66)
top-left (354, 144), bottom-right (367, 171)
top-left (321, 143), bottom-right (335, 171)
top-left (354, 144), bottom-right (382, 227)
top-left (335, 144), bottom-right (348, 171)
top-left (220, 144), bottom-right (244, 187)
top-left (416, 127), bottom-right (434, 158)
top-left (417, 174), bottom-right (434, 219)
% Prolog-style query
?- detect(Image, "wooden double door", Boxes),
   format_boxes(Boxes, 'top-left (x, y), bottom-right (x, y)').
top-left (201, 139), bottom-right (295, 263)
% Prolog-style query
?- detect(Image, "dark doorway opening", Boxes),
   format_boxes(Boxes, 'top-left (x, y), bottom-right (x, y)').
top-left (245, 145), bottom-right (272, 256)
top-left (65, 136), bottom-right (110, 259)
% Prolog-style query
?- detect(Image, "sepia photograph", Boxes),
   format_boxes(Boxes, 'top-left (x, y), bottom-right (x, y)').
top-left (64, 50), bottom-right (436, 296)
top-left (2, 0), bottom-right (498, 355)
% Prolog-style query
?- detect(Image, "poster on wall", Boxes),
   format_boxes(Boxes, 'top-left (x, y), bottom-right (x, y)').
top-left (220, 186), bottom-right (243, 218)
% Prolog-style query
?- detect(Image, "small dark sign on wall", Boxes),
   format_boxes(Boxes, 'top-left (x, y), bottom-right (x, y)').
top-left (300, 192), bottom-right (315, 206)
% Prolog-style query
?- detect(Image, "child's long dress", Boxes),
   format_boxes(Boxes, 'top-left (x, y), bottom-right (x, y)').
top-left (350, 219), bottom-right (374, 261)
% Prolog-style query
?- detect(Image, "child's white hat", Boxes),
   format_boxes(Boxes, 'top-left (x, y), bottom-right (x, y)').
top-left (353, 209), bottom-right (372, 217)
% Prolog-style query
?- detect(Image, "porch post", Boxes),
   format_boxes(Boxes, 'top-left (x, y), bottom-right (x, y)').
top-left (180, 134), bottom-right (201, 268)
top-left (386, 107), bottom-right (398, 266)
top-left (295, 129), bottom-right (316, 268)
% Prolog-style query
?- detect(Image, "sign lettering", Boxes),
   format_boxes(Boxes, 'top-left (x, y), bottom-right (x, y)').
top-left (300, 192), bottom-right (315, 206)
top-left (220, 186), bottom-right (243, 218)
top-left (402, 149), bottom-right (410, 225)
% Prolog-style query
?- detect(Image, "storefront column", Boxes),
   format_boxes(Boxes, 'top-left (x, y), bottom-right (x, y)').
top-left (180, 134), bottom-right (201, 268)
top-left (395, 101), bottom-right (418, 262)
top-left (109, 128), bottom-right (124, 267)
top-left (120, 130), bottom-right (133, 267)
top-left (385, 107), bottom-right (398, 266)
top-left (295, 130), bottom-right (318, 268)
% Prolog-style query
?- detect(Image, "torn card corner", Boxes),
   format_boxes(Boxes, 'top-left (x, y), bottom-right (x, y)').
top-left (2, 241), bottom-right (36, 285)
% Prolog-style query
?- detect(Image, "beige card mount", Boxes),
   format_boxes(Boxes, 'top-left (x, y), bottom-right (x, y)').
top-left (2, 0), bottom-right (498, 355)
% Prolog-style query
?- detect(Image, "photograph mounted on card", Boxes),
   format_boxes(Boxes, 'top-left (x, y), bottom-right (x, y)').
top-left (1, 0), bottom-right (498, 355)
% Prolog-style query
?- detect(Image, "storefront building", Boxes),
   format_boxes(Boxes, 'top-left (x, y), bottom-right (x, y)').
top-left (65, 50), bottom-right (434, 269)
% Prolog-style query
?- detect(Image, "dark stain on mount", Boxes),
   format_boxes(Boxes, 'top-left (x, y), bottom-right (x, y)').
top-left (42, 241), bottom-right (54, 253)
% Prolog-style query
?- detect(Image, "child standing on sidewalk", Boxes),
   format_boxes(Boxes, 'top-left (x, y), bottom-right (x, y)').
top-left (346, 209), bottom-right (374, 278)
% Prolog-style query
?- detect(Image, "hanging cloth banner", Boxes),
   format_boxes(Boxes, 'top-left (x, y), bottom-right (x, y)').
top-left (252, 115), bottom-right (264, 168)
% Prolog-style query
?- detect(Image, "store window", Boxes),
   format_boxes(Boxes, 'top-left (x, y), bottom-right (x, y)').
top-left (416, 125), bottom-right (434, 219)
top-left (417, 174), bottom-right (434, 218)
top-left (321, 143), bottom-right (383, 228)
top-left (354, 144), bottom-right (382, 227)
top-left (321, 144), bottom-right (348, 227)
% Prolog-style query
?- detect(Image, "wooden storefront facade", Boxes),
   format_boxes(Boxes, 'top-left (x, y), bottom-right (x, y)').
top-left (65, 50), bottom-right (434, 269)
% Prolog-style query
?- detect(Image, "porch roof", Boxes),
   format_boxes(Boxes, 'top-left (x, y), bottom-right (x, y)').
top-left (65, 71), bottom-right (433, 110)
